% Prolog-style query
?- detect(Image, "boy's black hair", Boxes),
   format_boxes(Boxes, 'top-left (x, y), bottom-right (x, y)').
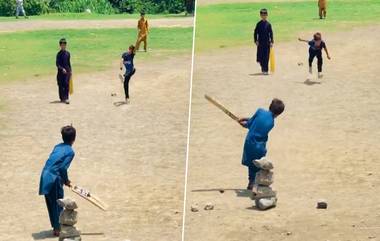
top-left (269, 98), bottom-right (285, 116)
top-left (260, 8), bottom-right (268, 15)
top-left (129, 44), bottom-right (136, 52)
top-left (140, 12), bottom-right (145, 16)
top-left (313, 32), bottom-right (322, 41)
top-left (61, 125), bottom-right (76, 144)
top-left (59, 38), bottom-right (67, 45)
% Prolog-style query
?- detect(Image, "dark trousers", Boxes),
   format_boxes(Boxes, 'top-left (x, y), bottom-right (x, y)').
top-left (309, 50), bottom-right (323, 72)
top-left (57, 73), bottom-right (70, 101)
top-left (248, 164), bottom-right (260, 183)
top-left (44, 181), bottom-right (64, 230)
top-left (123, 69), bottom-right (136, 99)
top-left (257, 44), bottom-right (270, 72)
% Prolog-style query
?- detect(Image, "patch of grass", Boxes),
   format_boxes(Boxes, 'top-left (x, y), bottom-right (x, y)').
top-left (195, 0), bottom-right (380, 51)
top-left (0, 12), bottom-right (188, 22)
top-left (0, 27), bottom-right (193, 83)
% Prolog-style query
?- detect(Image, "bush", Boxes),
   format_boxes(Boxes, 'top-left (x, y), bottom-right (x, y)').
top-left (0, 0), bottom-right (15, 16)
top-left (49, 0), bottom-right (115, 14)
top-left (0, 0), bottom-right (49, 16)
top-left (0, 0), bottom-right (188, 16)
top-left (112, 0), bottom-right (185, 14)
top-left (25, 0), bottom-right (50, 15)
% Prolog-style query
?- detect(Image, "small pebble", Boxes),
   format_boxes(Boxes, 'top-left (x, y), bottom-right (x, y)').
top-left (317, 199), bottom-right (328, 209)
top-left (191, 205), bottom-right (199, 212)
top-left (204, 203), bottom-right (214, 210)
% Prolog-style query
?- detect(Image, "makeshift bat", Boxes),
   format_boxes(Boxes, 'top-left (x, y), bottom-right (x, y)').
top-left (269, 47), bottom-right (275, 73)
top-left (69, 76), bottom-right (74, 95)
top-left (70, 185), bottom-right (107, 211)
top-left (204, 95), bottom-right (239, 122)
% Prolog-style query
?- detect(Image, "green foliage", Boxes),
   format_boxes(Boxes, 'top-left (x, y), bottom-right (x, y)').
top-left (0, 0), bottom-right (15, 16)
top-left (107, 0), bottom-right (185, 14)
top-left (0, 0), bottom-right (49, 16)
top-left (0, 0), bottom-right (188, 16)
top-left (25, 0), bottom-right (50, 15)
top-left (49, 0), bottom-right (114, 14)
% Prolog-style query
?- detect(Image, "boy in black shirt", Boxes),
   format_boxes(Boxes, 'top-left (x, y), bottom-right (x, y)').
top-left (253, 9), bottom-right (274, 75)
top-left (299, 32), bottom-right (331, 78)
top-left (56, 38), bottom-right (72, 104)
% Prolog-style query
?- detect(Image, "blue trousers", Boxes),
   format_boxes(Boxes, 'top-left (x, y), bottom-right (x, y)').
top-left (242, 140), bottom-right (267, 182)
top-left (248, 164), bottom-right (260, 182)
top-left (44, 180), bottom-right (63, 229)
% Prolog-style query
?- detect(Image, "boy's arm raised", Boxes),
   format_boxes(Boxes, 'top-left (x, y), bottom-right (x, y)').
top-left (298, 37), bottom-right (308, 42)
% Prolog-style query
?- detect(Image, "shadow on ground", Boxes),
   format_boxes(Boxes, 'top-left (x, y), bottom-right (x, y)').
top-left (31, 230), bottom-right (54, 240)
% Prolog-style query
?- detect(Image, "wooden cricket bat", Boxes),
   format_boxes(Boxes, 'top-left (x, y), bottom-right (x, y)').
top-left (70, 185), bottom-right (107, 211)
top-left (69, 76), bottom-right (74, 95)
top-left (204, 95), bottom-right (239, 122)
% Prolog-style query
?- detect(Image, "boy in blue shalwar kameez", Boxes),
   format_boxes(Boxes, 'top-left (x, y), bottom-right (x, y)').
top-left (39, 126), bottom-right (76, 236)
top-left (238, 99), bottom-right (285, 190)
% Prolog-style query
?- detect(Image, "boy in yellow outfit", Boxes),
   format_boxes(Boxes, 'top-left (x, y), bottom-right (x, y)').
top-left (318, 0), bottom-right (327, 19)
top-left (136, 12), bottom-right (149, 52)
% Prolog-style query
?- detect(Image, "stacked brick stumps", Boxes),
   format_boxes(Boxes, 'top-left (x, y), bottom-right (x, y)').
top-left (57, 198), bottom-right (82, 241)
top-left (251, 157), bottom-right (277, 210)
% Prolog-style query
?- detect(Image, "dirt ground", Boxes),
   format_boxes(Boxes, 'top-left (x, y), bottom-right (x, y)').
top-left (0, 17), bottom-right (193, 33)
top-left (184, 25), bottom-right (380, 241)
top-left (0, 53), bottom-right (191, 240)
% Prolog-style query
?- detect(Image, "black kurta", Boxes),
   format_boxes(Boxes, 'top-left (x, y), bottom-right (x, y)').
top-left (56, 50), bottom-right (71, 101)
top-left (253, 20), bottom-right (274, 72)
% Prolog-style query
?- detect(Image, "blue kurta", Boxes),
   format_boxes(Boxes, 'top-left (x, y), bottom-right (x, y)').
top-left (242, 108), bottom-right (274, 167)
top-left (39, 143), bottom-right (74, 229)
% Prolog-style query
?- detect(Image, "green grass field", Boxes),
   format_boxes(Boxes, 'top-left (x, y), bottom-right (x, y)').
top-left (0, 27), bottom-right (193, 83)
top-left (195, 0), bottom-right (380, 51)
top-left (0, 12), bottom-right (188, 22)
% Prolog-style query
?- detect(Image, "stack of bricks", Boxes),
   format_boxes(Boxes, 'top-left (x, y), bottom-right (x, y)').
top-left (57, 198), bottom-right (81, 241)
top-left (251, 157), bottom-right (277, 210)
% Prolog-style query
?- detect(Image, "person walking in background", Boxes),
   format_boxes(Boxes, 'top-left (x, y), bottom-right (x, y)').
top-left (318, 0), bottom-right (327, 19)
top-left (136, 12), bottom-right (149, 52)
top-left (15, 0), bottom-right (28, 19)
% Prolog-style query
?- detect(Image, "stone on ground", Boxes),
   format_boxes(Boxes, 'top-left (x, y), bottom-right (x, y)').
top-left (255, 197), bottom-right (277, 210)
top-left (59, 210), bottom-right (78, 226)
top-left (317, 199), bottom-right (328, 209)
top-left (57, 198), bottom-right (78, 210)
top-left (204, 203), bottom-right (214, 210)
top-left (191, 204), bottom-right (199, 212)
top-left (252, 185), bottom-right (276, 199)
top-left (255, 170), bottom-right (273, 186)
top-left (59, 225), bottom-right (81, 239)
top-left (253, 157), bottom-right (273, 170)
